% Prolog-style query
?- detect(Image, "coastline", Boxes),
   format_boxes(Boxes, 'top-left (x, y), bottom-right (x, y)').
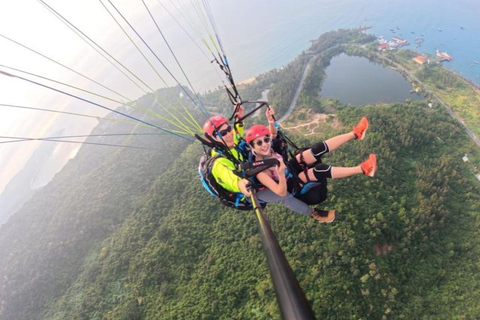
top-left (451, 69), bottom-right (480, 91)
top-left (372, 45), bottom-right (480, 147)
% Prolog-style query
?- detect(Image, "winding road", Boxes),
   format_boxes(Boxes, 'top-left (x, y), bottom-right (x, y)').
top-left (278, 56), bottom-right (315, 123)
top-left (379, 54), bottom-right (480, 147)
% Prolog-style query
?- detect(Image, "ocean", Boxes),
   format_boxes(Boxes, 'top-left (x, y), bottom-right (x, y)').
top-left (210, 0), bottom-right (480, 87)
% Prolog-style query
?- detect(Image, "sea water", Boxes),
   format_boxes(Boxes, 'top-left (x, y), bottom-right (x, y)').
top-left (211, 0), bottom-right (480, 86)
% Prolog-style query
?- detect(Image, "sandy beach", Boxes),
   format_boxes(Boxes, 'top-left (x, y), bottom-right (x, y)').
top-left (238, 77), bottom-right (256, 85)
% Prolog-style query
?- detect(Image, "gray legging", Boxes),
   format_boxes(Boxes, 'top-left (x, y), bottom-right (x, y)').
top-left (256, 189), bottom-right (312, 215)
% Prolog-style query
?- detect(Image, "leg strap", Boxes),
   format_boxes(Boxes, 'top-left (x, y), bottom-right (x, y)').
top-left (298, 150), bottom-right (311, 183)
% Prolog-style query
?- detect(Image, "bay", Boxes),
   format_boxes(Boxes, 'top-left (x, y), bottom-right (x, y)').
top-left (211, 0), bottom-right (480, 87)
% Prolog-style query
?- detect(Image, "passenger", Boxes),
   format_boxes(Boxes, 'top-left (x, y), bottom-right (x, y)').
top-left (246, 117), bottom-right (377, 223)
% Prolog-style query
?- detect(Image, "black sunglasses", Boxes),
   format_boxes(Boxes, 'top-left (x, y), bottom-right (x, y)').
top-left (214, 125), bottom-right (232, 138)
top-left (254, 136), bottom-right (271, 147)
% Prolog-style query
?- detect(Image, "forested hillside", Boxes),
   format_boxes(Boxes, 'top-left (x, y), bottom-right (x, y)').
top-left (3, 102), bottom-right (479, 320)
top-left (0, 88), bottom-right (192, 320)
top-left (47, 104), bottom-right (480, 319)
top-left (0, 29), bottom-right (479, 320)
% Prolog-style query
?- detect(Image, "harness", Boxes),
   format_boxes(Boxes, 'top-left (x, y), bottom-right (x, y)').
top-left (198, 151), bottom-right (260, 210)
top-left (271, 131), bottom-right (327, 204)
top-left (195, 132), bottom-right (279, 210)
top-left (196, 101), bottom-right (326, 208)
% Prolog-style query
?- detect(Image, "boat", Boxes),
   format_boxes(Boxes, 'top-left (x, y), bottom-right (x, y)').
top-left (392, 36), bottom-right (409, 47)
top-left (357, 25), bottom-right (372, 31)
top-left (474, 61), bottom-right (479, 64)
top-left (436, 50), bottom-right (453, 61)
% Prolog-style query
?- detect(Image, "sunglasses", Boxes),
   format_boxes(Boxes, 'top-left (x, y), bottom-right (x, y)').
top-left (214, 125), bottom-right (232, 138)
top-left (253, 136), bottom-right (271, 147)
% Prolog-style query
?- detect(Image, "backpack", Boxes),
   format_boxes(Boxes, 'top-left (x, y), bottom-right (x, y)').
top-left (198, 151), bottom-right (266, 211)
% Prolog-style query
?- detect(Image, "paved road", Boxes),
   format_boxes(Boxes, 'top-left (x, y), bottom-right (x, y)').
top-left (278, 56), bottom-right (315, 123)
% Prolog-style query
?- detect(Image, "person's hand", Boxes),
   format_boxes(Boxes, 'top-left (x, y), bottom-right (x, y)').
top-left (277, 159), bottom-right (286, 175)
top-left (234, 103), bottom-right (245, 120)
top-left (238, 179), bottom-right (252, 197)
top-left (266, 107), bottom-right (275, 122)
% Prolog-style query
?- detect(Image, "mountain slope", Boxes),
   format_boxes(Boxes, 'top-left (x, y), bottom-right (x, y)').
top-left (0, 131), bottom-right (62, 225)
top-left (33, 103), bottom-right (480, 320)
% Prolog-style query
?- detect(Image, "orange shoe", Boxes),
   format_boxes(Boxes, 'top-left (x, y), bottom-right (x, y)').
top-left (361, 154), bottom-right (377, 177)
top-left (311, 209), bottom-right (337, 223)
top-left (353, 117), bottom-right (369, 140)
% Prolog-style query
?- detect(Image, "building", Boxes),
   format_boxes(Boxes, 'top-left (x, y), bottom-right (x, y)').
top-left (413, 56), bottom-right (427, 64)
top-left (377, 43), bottom-right (389, 51)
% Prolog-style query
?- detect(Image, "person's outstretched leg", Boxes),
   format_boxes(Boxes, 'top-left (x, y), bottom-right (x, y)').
top-left (296, 117), bottom-right (369, 165)
top-left (325, 132), bottom-right (355, 152)
top-left (352, 116), bottom-right (369, 141)
top-left (256, 189), bottom-right (312, 215)
top-left (257, 189), bottom-right (338, 223)
top-left (298, 154), bottom-right (377, 182)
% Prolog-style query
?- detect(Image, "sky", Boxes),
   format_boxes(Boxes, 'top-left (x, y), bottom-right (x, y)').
top-left (0, 0), bottom-right (228, 193)
top-left (1, 0), bottom-right (126, 192)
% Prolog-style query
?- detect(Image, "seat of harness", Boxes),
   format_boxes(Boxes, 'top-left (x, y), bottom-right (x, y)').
top-left (284, 149), bottom-right (326, 196)
top-left (298, 181), bottom-right (323, 195)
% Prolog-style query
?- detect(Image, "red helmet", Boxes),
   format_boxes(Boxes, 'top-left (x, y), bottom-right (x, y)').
top-left (245, 124), bottom-right (269, 144)
top-left (203, 115), bottom-right (228, 136)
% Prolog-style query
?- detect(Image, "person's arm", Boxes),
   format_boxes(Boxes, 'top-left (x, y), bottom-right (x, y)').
top-left (234, 103), bottom-right (245, 136)
top-left (256, 160), bottom-right (287, 197)
top-left (237, 179), bottom-right (252, 197)
top-left (212, 158), bottom-right (251, 196)
top-left (234, 103), bottom-right (245, 120)
top-left (266, 107), bottom-right (277, 138)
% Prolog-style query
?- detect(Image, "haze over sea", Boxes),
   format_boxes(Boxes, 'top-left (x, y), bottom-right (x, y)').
top-left (214, 0), bottom-right (480, 87)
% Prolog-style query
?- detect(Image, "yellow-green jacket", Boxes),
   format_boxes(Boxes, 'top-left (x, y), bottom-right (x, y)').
top-left (211, 123), bottom-right (245, 193)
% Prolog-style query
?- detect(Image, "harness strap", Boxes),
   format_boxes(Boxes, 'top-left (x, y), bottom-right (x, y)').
top-left (195, 133), bottom-right (242, 168)
top-left (299, 151), bottom-right (311, 183)
top-left (235, 194), bottom-right (241, 207)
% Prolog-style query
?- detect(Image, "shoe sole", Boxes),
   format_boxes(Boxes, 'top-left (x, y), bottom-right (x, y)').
top-left (357, 119), bottom-right (369, 140)
top-left (321, 210), bottom-right (337, 223)
top-left (367, 155), bottom-right (377, 177)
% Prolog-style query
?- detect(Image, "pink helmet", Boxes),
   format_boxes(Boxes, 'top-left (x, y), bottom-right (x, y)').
top-left (203, 115), bottom-right (228, 136)
top-left (245, 124), bottom-right (269, 144)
